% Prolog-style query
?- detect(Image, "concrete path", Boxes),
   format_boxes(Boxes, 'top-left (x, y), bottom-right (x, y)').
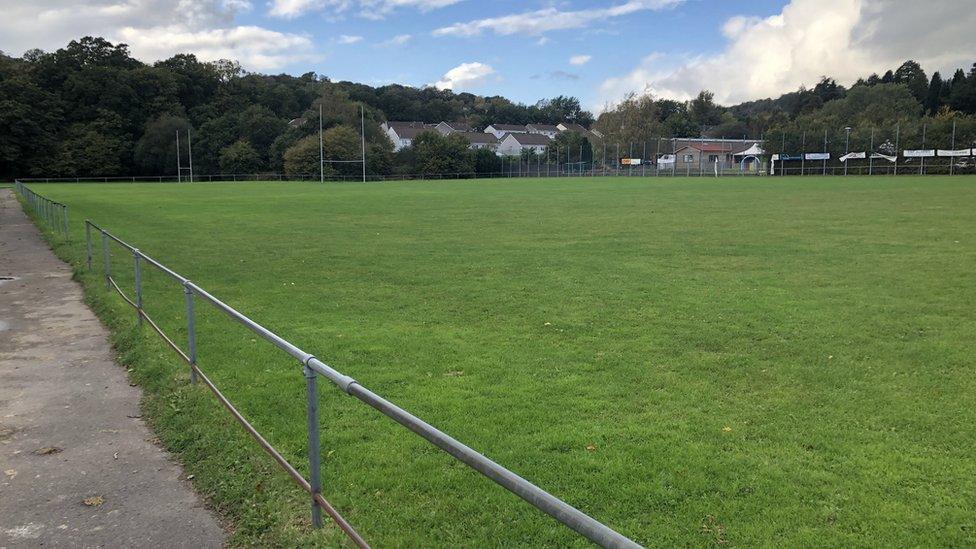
top-left (0, 189), bottom-right (226, 548)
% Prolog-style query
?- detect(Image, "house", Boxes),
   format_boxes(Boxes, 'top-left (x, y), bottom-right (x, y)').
top-left (557, 122), bottom-right (601, 139)
top-left (456, 132), bottom-right (499, 151)
top-left (485, 124), bottom-right (528, 139)
top-left (497, 132), bottom-right (551, 156)
top-left (526, 124), bottom-right (560, 138)
top-left (670, 138), bottom-right (761, 170)
top-left (435, 121), bottom-right (473, 135)
top-left (383, 122), bottom-right (434, 152)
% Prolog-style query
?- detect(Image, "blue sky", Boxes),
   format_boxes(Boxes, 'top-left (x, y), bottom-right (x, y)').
top-left (4, 1), bottom-right (976, 110)
top-left (249, 0), bottom-right (786, 107)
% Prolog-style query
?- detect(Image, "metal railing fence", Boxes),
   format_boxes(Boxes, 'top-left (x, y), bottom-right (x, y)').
top-left (81, 217), bottom-right (641, 549)
top-left (13, 180), bottom-right (69, 239)
top-left (15, 161), bottom-right (976, 185)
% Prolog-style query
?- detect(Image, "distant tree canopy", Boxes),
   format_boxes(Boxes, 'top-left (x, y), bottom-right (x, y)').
top-left (594, 59), bottom-right (976, 156)
top-left (2, 37), bottom-right (976, 178)
top-left (0, 36), bottom-right (595, 178)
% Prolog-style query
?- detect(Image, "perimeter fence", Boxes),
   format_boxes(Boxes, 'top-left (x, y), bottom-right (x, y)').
top-left (13, 180), bottom-right (70, 239)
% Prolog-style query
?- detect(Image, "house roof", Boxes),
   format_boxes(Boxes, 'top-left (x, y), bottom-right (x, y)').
top-left (508, 133), bottom-right (552, 146)
top-left (441, 121), bottom-right (473, 132)
top-left (488, 124), bottom-right (528, 131)
top-left (558, 122), bottom-right (590, 133)
top-left (457, 132), bottom-right (498, 145)
top-left (527, 124), bottom-right (560, 132)
top-left (687, 143), bottom-right (735, 152)
top-left (390, 126), bottom-right (434, 139)
top-left (386, 121), bottom-right (426, 128)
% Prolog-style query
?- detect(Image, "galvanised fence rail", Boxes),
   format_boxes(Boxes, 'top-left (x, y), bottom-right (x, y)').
top-left (13, 180), bottom-right (69, 239)
top-left (14, 160), bottom-right (976, 185)
top-left (80, 216), bottom-right (641, 548)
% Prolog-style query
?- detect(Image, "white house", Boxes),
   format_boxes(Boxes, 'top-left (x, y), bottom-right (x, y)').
top-left (383, 122), bottom-right (432, 152)
top-left (435, 121), bottom-right (473, 135)
top-left (457, 132), bottom-right (499, 151)
top-left (383, 122), bottom-right (435, 151)
top-left (485, 124), bottom-right (528, 139)
top-left (497, 133), bottom-right (551, 156)
top-left (526, 124), bottom-right (560, 138)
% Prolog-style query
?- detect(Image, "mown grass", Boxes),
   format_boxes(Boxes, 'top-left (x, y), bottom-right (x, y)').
top-left (28, 176), bottom-right (976, 547)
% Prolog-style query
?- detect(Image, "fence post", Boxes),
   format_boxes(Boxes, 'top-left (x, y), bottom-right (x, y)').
top-left (133, 250), bottom-right (143, 326)
top-left (101, 231), bottom-right (110, 289)
top-left (184, 283), bottom-right (198, 384)
top-left (63, 206), bottom-right (69, 241)
top-left (304, 361), bottom-right (323, 529)
top-left (85, 222), bottom-right (93, 270)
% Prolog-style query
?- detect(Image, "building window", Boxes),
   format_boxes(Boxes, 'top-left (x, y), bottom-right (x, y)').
top-left (683, 154), bottom-right (694, 163)
top-left (708, 154), bottom-right (719, 163)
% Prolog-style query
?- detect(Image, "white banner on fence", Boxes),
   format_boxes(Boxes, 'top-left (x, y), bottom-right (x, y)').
top-left (937, 148), bottom-right (972, 157)
top-left (658, 154), bottom-right (675, 164)
top-left (839, 152), bottom-right (866, 161)
top-left (804, 152), bottom-right (830, 160)
top-left (871, 153), bottom-right (897, 162)
top-left (903, 149), bottom-right (936, 158)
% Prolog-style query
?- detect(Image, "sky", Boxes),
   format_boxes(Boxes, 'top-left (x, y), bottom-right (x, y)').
top-left (2, 0), bottom-right (975, 112)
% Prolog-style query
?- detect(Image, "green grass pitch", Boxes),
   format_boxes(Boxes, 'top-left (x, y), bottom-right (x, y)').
top-left (34, 176), bottom-right (976, 546)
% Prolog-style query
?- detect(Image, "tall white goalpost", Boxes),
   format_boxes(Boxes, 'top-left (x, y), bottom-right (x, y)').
top-left (176, 129), bottom-right (194, 183)
top-left (318, 102), bottom-right (367, 183)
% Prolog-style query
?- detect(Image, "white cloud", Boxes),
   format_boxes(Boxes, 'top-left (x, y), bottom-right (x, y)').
top-left (117, 25), bottom-right (316, 71)
top-left (0, 0), bottom-right (314, 71)
top-left (569, 54), bottom-right (591, 66)
top-left (433, 0), bottom-right (683, 37)
top-left (338, 34), bottom-right (364, 44)
top-left (378, 34), bottom-right (412, 47)
top-left (268, 0), bottom-right (323, 18)
top-left (433, 62), bottom-right (495, 91)
top-left (597, 0), bottom-right (976, 106)
top-left (267, 0), bottom-right (460, 19)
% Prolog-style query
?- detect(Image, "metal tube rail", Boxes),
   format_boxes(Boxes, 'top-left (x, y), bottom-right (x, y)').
top-left (13, 181), bottom-right (70, 239)
top-left (192, 289), bottom-right (638, 546)
top-left (191, 364), bottom-right (369, 548)
top-left (84, 220), bottom-right (641, 548)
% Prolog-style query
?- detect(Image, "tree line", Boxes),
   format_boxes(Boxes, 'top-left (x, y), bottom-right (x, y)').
top-left (593, 59), bottom-right (976, 157)
top-left (2, 37), bottom-right (975, 179)
top-left (0, 37), bottom-right (594, 179)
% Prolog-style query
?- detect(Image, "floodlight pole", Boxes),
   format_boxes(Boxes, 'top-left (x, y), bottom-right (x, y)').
top-left (319, 104), bottom-right (324, 184)
top-left (187, 129), bottom-right (194, 183)
top-left (868, 128), bottom-right (875, 175)
top-left (176, 130), bottom-right (182, 183)
top-left (800, 131), bottom-right (806, 176)
top-left (920, 123), bottom-right (926, 175)
top-left (360, 104), bottom-right (367, 183)
top-left (655, 138), bottom-right (661, 177)
top-left (844, 127), bottom-right (851, 176)
top-left (893, 123), bottom-right (900, 176)
top-left (780, 130), bottom-right (786, 176)
top-left (642, 141), bottom-right (647, 177)
top-left (949, 118), bottom-right (956, 176)
top-left (822, 128), bottom-right (827, 176)
top-left (628, 143), bottom-right (633, 177)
